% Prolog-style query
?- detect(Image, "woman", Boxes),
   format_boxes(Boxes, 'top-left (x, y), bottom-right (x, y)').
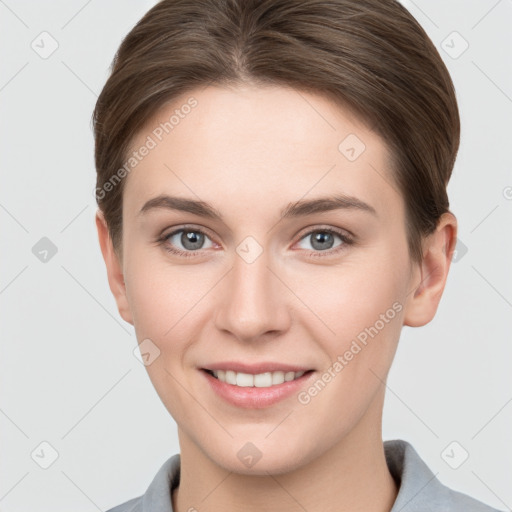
top-left (93, 0), bottom-right (503, 510)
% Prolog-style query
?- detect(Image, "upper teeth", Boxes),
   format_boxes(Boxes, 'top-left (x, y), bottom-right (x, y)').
top-left (212, 370), bottom-right (306, 387)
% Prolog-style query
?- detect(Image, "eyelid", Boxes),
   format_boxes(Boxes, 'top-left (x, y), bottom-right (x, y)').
top-left (294, 223), bottom-right (355, 242)
top-left (161, 223), bottom-right (217, 241)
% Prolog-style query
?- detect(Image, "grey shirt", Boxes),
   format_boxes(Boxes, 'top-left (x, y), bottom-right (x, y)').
top-left (106, 439), bottom-right (503, 511)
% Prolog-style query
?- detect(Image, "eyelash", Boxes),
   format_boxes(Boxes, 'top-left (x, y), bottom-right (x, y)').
top-left (158, 225), bottom-right (355, 259)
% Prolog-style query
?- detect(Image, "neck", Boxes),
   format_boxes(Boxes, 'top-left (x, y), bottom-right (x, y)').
top-left (172, 389), bottom-right (398, 512)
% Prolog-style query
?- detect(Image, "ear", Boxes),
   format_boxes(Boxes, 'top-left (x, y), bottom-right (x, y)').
top-left (95, 209), bottom-right (134, 325)
top-left (403, 212), bottom-right (457, 327)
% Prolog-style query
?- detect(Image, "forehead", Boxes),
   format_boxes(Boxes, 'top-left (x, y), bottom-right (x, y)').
top-left (123, 84), bottom-right (400, 220)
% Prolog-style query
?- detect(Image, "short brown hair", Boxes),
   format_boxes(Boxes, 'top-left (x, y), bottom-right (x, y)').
top-left (93, 0), bottom-right (460, 265)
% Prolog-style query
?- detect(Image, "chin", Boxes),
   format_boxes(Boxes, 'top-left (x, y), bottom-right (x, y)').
top-left (201, 435), bottom-right (318, 476)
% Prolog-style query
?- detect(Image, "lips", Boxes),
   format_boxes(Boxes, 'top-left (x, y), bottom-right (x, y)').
top-left (201, 366), bottom-right (315, 408)
top-left (199, 361), bottom-right (316, 408)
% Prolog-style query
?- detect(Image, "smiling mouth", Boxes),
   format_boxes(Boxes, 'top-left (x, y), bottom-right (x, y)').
top-left (203, 369), bottom-right (314, 388)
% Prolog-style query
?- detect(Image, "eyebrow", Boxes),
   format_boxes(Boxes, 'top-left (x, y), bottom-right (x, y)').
top-left (138, 193), bottom-right (377, 220)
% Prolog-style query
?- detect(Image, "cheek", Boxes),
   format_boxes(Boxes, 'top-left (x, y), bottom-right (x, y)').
top-left (124, 254), bottom-right (217, 390)
top-left (298, 257), bottom-right (405, 344)
top-left (124, 241), bottom-right (207, 338)
top-left (292, 248), bottom-right (408, 409)
top-left (126, 269), bottom-right (180, 338)
top-left (124, 260), bottom-right (202, 418)
top-left (289, 262), bottom-right (405, 433)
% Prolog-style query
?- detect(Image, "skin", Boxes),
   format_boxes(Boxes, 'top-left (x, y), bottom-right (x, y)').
top-left (96, 84), bottom-right (457, 512)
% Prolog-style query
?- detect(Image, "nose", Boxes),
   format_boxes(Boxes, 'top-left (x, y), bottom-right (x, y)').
top-left (214, 245), bottom-right (291, 343)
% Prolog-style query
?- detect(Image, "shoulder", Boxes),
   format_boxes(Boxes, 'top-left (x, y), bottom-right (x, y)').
top-left (106, 495), bottom-right (142, 512)
top-left (105, 453), bottom-right (181, 512)
top-left (445, 487), bottom-right (505, 512)
top-left (385, 439), bottom-right (504, 512)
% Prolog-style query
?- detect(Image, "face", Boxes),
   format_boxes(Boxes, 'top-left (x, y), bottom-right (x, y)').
top-left (103, 84), bottom-right (425, 474)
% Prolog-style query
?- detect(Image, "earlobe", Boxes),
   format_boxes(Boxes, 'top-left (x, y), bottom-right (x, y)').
top-left (403, 212), bottom-right (457, 328)
top-left (95, 210), bottom-right (134, 325)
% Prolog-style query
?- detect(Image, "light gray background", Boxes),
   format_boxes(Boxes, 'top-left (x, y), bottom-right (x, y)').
top-left (1, 0), bottom-right (511, 510)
